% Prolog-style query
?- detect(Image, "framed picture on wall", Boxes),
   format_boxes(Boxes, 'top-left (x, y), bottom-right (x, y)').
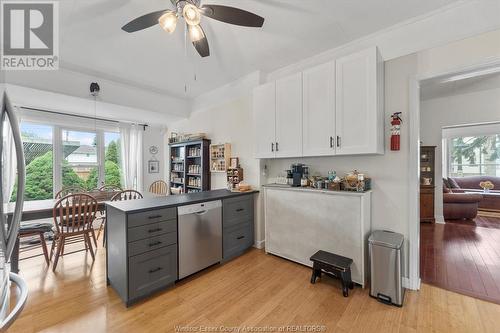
top-left (230, 157), bottom-right (239, 169)
top-left (148, 160), bottom-right (160, 174)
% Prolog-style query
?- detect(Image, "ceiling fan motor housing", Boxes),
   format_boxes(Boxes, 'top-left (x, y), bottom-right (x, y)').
top-left (176, 0), bottom-right (201, 12)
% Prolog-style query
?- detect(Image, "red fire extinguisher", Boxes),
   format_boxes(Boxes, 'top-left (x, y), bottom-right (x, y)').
top-left (390, 112), bottom-right (402, 151)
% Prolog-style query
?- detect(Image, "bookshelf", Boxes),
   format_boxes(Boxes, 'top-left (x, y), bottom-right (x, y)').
top-left (169, 139), bottom-right (211, 194)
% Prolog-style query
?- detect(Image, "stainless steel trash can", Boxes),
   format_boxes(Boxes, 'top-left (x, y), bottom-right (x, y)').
top-left (369, 230), bottom-right (405, 307)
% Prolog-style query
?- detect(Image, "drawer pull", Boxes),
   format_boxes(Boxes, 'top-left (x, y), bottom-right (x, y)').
top-left (148, 215), bottom-right (162, 219)
top-left (237, 236), bottom-right (245, 240)
top-left (236, 208), bottom-right (245, 212)
top-left (149, 241), bottom-right (163, 247)
top-left (148, 228), bottom-right (163, 233)
top-left (148, 267), bottom-right (163, 274)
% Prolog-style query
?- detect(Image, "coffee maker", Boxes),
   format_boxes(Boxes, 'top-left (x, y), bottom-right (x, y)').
top-left (291, 163), bottom-right (304, 187)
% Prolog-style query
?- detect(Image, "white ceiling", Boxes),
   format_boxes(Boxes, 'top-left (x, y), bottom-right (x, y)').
top-left (60, 0), bottom-right (460, 99)
top-left (421, 72), bottom-right (500, 101)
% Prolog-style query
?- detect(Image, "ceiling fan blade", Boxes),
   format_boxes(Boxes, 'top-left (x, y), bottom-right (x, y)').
top-left (192, 26), bottom-right (210, 58)
top-left (201, 5), bottom-right (264, 27)
top-left (122, 9), bottom-right (171, 33)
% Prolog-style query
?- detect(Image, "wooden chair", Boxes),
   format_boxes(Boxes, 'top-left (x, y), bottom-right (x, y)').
top-left (18, 221), bottom-right (53, 265)
top-left (95, 184), bottom-right (123, 242)
top-left (101, 190), bottom-right (143, 247)
top-left (149, 180), bottom-right (168, 196)
top-left (55, 186), bottom-right (85, 199)
top-left (110, 190), bottom-right (143, 201)
top-left (50, 193), bottom-right (98, 271)
top-left (98, 184), bottom-right (122, 192)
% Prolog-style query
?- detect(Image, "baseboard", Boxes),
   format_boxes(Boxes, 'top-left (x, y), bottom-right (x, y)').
top-left (403, 277), bottom-right (421, 290)
top-left (435, 215), bottom-right (445, 224)
top-left (253, 240), bottom-right (265, 249)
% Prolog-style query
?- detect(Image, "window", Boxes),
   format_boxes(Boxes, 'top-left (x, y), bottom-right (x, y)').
top-left (16, 123), bottom-right (54, 201)
top-left (104, 132), bottom-right (123, 188)
top-left (17, 119), bottom-right (122, 200)
top-left (62, 130), bottom-right (98, 190)
top-left (448, 134), bottom-right (500, 177)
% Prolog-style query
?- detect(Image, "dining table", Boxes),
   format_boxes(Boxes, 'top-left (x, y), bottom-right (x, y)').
top-left (5, 196), bottom-right (109, 274)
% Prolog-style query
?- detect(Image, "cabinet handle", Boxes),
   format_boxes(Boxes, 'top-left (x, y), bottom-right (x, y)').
top-left (149, 267), bottom-right (163, 273)
top-left (149, 241), bottom-right (162, 247)
top-left (276, 142), bottom-right (279, 151)
top-left (330, 136), bottom-right (334, 148)
top-left (237, 236), bottom-right (245, 240)
top-left (148, 215), bottom-right (162, 219)
top-left (236, 208), bottom-right (244, 212)
top-left (148, 228), bottom-right (163, 233)
top-left (271, 143), bottom-right (274, 152)
top-left (337, 136), bottom-right (341, 148)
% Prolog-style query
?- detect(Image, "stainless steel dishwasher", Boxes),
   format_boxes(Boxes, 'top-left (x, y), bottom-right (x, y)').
top-left (178, 200), bottom-right (222, 279)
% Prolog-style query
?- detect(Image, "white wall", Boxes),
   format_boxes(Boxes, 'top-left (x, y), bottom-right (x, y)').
top-left (265, 54), bottom-right (418, 275)
top-left (143, 126), bottom-right (167, 197)
top-left (168, 28), bottom-right (500, 278)
top-left (168, 96), bottom-right (266, 246)
top-left (420, 85), bottom-right (500, 221)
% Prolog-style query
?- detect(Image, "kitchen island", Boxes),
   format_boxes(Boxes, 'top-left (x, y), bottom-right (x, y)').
top-left (106, 189), bottom-right (258, 306)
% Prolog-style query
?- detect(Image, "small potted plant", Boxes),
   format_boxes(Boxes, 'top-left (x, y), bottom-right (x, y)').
top-left (479, 181), bottom-right (494, 193)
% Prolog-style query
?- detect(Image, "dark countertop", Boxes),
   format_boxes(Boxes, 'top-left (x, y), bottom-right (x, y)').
top-left (106, 189), bottom-right (259, 213)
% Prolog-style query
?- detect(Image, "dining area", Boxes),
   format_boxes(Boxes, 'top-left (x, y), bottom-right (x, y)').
top-left (6, 180), bottom-right (169, 274)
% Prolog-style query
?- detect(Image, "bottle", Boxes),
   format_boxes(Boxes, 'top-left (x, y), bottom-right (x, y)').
top-left (286, 170), bottom-right (293, 185)
top-left (301, 174), bottom-right (308, 187)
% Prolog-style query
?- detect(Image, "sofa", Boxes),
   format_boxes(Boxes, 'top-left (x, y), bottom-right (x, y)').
top-left (449, 176), bottom-right (500, 212)
top-left (443, 179), bottom-right (483, 220)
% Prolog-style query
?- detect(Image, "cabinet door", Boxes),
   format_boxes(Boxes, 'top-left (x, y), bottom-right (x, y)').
top-left (275, 73), bottom-right (303, 158)
top-left (335, 47), bottom-right (384, 155)
top-left (128, 245), bottom-right (177, 300)
top-left (302, 62), bottom-right (335, 156)
top-left (253, 81), bottom-right (276, 158)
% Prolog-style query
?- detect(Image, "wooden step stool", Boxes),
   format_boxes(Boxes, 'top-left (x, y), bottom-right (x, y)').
top-left (310, 250), bottom-right (354, 297)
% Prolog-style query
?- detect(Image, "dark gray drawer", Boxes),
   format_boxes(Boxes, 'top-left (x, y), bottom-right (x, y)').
top-left (223, 195), bottom-right (253, 229)
top-left (128, 219), bottom-right (177, 242)
top-left (128, 207), bottom-right (177, 228)
top-left (128, 232), bottom-right (177, 257)
top-left (223, 221), bottom-right (253, 260)
top-left (128, 244), bottom-right (177, 300)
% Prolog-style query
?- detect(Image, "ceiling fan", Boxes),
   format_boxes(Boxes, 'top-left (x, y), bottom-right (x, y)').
top-left (122, 0), bottom-right (265, 58)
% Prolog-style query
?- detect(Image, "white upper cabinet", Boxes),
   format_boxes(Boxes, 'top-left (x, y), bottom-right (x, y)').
top-left (253, 81), bottom-right (276, 158)
top-left (335, 47), bottom-right (384, 155)
top-left (302, 61), bottom-right (335, 157)
top-left (275, 73), bottom-right (303, 158)
top-left (252, 47), bottom-right (384, 159)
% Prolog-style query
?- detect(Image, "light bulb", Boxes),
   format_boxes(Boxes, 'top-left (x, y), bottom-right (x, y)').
top-left (183, 3), bottom-right (201, 26)
top-left (158, 12), bottom-right (178, 33)
top-left (188, 24), bottom-right (205, 42)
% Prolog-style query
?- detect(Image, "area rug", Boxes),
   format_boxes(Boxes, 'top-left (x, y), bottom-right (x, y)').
top-left (478, 210), bottom-right (500, 218)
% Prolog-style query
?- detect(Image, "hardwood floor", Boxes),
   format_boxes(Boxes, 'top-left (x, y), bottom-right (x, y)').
top-left (420, 216), bottom-right (500, 304)
top-left (10, 245), bottom-right (500, 332)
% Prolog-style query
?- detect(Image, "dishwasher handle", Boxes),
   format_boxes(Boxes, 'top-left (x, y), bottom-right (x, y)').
top-left (177, 200), bottom-right (222, 216)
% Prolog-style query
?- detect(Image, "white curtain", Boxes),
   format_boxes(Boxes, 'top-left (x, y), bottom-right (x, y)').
top-left (2, 112), bottom-right (20, 203)
top-left (120, 124), bottom-right (143, 192)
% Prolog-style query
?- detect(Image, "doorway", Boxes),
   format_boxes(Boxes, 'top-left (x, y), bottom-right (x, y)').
top-left (414, 65), bottom-right (500, 303)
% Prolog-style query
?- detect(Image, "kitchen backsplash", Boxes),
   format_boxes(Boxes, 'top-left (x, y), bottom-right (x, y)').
top-left (262, 156), bottom-right (380, 184)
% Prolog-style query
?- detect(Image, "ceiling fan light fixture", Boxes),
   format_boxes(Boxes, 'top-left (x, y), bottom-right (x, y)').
top-left (188, 24), bottom-right (204, 42)
top-left (158, 12), bottom-right (178, 33)
top-left (183, 3), bottom-right (201, 26)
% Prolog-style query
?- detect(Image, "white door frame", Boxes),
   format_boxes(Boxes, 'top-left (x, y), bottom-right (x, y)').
top-left (408, 57), bottom-right (500, 290)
